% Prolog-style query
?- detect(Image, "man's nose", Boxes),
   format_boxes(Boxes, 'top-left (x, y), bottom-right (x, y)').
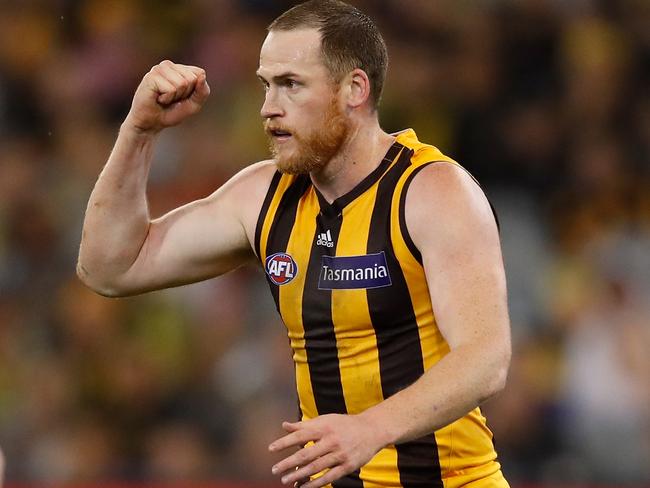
top-left (260, 88), bottom-right (284, 119)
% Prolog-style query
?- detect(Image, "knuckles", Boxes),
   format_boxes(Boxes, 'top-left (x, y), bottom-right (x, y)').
top-left (332, 452), bottom-right (348, 466)
top-left (149, 61), bottom-right (203, 85)
top-left (327, 435), bottom-right (342, 451)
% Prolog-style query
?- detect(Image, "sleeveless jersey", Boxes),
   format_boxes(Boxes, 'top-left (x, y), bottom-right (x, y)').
top-left (254, 129), bottom-right (508, 488)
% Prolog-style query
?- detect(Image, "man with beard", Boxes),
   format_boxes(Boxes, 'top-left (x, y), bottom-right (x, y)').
top-left (78, 1), bottom-right (511, 487)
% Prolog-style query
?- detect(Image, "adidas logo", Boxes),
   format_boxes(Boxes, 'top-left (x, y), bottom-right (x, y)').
top-left (316, 230), bottom-right (335, 248)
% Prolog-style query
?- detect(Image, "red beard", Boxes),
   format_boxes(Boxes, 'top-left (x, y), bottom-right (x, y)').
top-left (265, 96), bottom-right (350, 175)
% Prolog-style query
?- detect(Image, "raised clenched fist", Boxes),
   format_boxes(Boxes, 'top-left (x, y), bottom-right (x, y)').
top-left (125, 60), bottom-right (210, 134)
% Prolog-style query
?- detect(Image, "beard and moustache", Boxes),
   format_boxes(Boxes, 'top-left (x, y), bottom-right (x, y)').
top-left (264, 96), bottom-right (351, 175)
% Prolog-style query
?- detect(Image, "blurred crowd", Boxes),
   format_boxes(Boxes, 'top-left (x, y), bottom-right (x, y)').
top-left (0, 0), bottom-right (649, 485)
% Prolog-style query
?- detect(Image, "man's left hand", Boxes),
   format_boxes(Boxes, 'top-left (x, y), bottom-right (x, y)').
top-left (269, 413), bottom-right (385, 488)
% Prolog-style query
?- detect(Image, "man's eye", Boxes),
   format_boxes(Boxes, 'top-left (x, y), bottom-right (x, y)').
top-left (286, 79), bottom-right (298, 88)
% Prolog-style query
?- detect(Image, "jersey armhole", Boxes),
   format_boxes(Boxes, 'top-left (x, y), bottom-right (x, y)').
top-left (253, 170), bottom-right (282, 260)
top-left (398, 161), bottom-right (501, 266)
top-left (398, 162), bottom-right (435, 265)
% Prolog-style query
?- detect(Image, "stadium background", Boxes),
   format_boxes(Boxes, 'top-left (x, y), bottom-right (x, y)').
top-left (0, 0), bottom-right (649, 486)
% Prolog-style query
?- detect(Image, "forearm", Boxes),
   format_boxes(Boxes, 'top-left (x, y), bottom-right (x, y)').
top-left (77, 123), bottom-right (157, 294)
top-left (360, 340), bottom-right (509, 446)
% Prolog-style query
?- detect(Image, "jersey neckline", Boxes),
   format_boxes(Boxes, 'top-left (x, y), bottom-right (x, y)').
top-left (313, 141), bottom-right (404, 219)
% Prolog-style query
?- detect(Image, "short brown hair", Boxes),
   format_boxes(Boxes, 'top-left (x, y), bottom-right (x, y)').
top-left (268, 0), bottom-right (388, 110)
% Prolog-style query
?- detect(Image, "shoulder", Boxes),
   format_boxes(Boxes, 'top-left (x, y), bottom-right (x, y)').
top-left (406, 162), bottom-right (483, 208)
top-left (404, 162), bottom-right (499, 255)
top-left (200, 159), bottom-right (279, 239)
top-left (207, 159), bottom-right (277, 204)
top-left (223, 159), bottom-right (278, 189)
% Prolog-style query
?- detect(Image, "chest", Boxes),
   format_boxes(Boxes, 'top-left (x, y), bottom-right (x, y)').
top-left (263, 185), bottom-right (409, 339)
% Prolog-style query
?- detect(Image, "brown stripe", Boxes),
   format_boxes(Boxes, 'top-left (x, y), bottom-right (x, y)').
top-left (300, 210), bottom-right (347, 415)
top-left (301, 207), bottom-right (365, 488)
top-left (397, 163), bottom-right (433, 264)
top-left (332, 472), bottom-right (364, 488)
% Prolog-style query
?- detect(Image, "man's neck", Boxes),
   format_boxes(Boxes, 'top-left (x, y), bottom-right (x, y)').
top-left (310, 120), bottom-right (395, 204)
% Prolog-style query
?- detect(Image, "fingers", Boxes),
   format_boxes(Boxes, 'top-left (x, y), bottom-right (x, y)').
top-left (282, 420), bottom-right (301, 432)
top-left (270, 418), bottom-right (354, 488)
top-left (301, 466), bottom-right (348, 488)
top-left (149, 60), bottom-right (206, 106)
top-left (156, 62), bottom-right (195, 103)
top-left (127, 60), bottom-right (209, 132)
top-left (272, 441), bottom-right (330, 477)
top-left (191, 72), bottom-right (210, 106)
top-left (269, 423), bottom-right (311, 452)
top-left (279, 452), bottom-right (341, 486)
top-left (269, 415), bottom-right (376, 488)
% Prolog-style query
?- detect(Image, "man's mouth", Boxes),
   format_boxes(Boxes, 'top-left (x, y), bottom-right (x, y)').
top-left (268, 128), bottom-right (293, 141)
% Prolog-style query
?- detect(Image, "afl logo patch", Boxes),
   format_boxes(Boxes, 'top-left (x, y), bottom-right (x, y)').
top-left (265, 252), bottom-right (298, 286)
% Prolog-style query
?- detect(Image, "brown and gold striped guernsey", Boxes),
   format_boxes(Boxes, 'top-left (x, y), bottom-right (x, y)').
top-left (254, 129), bottom-right (509, 488)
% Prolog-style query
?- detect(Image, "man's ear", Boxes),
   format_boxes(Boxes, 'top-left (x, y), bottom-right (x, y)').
top-left (345, 68), bottom-right (371, 108)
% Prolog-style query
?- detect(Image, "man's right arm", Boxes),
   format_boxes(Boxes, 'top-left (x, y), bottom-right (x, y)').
top-left (77, 61), bottom-right (273, 297)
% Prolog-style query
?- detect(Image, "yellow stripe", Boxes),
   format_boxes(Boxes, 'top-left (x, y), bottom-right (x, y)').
top-left (331, 174), bottom-right (404, 487)
top-left (331, 189), bottom-right (383, 415)
top-left (363, 447), bottom-right (401, 487)
top-left (279, 188), bottom-right (320, 419)
top-left (395, 129), bottom-right (457, 167)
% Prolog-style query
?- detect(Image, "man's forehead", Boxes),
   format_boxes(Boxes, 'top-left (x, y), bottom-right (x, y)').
top-left (258, 28), bottom-right (324, 74)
